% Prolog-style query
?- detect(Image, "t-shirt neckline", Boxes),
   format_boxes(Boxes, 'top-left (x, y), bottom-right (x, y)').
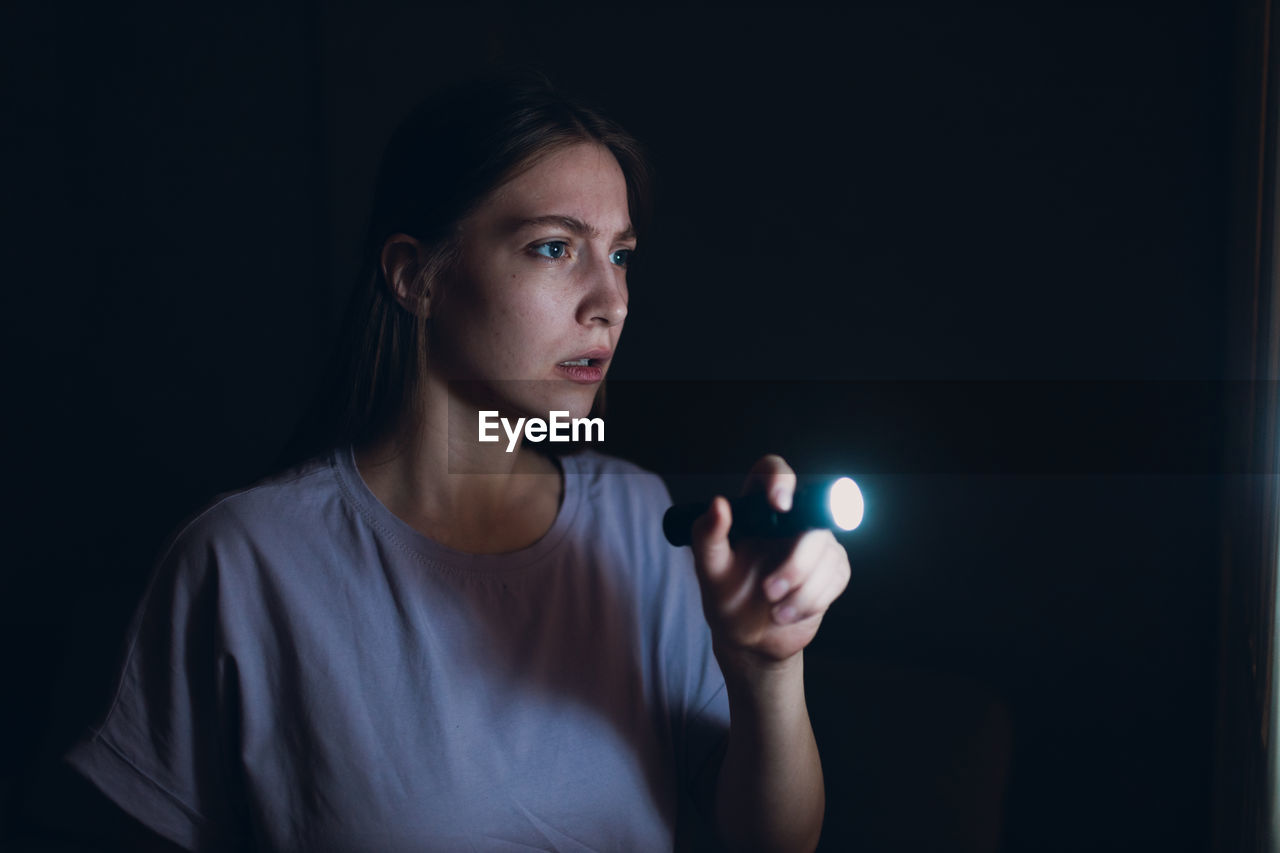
top-left (331, 444), bottom-right (583, 574)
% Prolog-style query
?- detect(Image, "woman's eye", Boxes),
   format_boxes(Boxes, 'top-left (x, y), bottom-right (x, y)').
top-left (610, 249), bottom-right (632, 268)
top-left (532, 241), bottom-right (569, 260)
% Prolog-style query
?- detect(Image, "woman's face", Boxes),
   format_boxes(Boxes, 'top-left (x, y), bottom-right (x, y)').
top-left (428, 142), bottom-right (634, 421)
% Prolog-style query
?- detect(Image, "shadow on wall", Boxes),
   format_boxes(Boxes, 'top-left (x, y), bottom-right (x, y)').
top-left (807, 656), bottom-right (1012, 853)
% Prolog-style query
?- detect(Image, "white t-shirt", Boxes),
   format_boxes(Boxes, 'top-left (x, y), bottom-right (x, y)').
top-left (67, 447), bottom-right (729, 851)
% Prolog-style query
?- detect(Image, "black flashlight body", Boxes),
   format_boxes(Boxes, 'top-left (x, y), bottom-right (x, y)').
top-left (662, 483), bottom-right (837, 547)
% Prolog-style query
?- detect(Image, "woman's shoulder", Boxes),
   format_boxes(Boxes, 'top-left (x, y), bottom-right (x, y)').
top-left (160, 451), bottom-right (344, 563)
top-left (114, 452), bottom-right (350, 629)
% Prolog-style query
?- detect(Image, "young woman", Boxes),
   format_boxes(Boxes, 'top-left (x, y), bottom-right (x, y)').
top-left (67, 71), bottom-right (849, 852)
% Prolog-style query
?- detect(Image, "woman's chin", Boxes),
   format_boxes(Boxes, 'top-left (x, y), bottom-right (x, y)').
top-left (516, 393), bottom-right (597, 424)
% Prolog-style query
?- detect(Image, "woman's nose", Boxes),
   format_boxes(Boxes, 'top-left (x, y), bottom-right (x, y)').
top-left (577, 250), bottom-right (628, 327)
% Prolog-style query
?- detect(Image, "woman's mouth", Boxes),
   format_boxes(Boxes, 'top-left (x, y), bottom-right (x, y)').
top-left (556, 358), bottom-right (604, 383)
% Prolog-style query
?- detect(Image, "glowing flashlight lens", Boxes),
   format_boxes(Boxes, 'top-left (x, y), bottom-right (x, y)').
top-left (828, 477), bottom-right (864, 531)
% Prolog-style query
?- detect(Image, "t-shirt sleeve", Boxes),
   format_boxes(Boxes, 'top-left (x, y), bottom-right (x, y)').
top-left (636, 472), bottom-right (731, 822)
top-left (667, 544), bottom-right (731, 815)
top-left (650, 504), bottom-right (730, 850)
top-left (66, 511), bottom-right (248, 852)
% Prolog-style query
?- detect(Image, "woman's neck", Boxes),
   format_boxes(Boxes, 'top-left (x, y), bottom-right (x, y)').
top-left (352, 392), bottom-right (564, 554)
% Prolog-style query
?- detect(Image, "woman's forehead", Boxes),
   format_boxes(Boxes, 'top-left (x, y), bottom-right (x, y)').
top-left (478, 143), bottom-right (632, 232)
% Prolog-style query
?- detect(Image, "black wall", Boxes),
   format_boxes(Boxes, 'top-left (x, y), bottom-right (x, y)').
top-left (4, 2), bottom-right (1240, 850)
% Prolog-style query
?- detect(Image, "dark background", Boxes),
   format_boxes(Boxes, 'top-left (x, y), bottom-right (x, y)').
top-left (2, 1), bottom-right (1251, 850)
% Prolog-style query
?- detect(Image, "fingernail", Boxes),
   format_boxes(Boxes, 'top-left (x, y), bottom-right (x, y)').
top-left (772, 486), bottom-right (792, 512)
top-left (773, 604), bottom-right (797, 624)
top-left (765, 577), bottom-right (790, 601)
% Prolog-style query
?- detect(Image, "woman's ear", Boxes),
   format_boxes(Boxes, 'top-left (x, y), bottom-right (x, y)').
top-left (381, 234), bottom-right (433, 317)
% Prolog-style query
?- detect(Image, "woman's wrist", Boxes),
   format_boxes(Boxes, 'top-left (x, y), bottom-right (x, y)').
top-left (714, 641), bottom-right (805, 701)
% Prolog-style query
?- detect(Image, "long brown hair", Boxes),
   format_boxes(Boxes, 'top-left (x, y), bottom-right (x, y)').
top-left (280, 69), bottom-right (652, 466)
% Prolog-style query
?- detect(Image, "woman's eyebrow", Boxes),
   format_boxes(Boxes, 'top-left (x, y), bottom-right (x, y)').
top-left (507, 214), bottom-right (636, 241)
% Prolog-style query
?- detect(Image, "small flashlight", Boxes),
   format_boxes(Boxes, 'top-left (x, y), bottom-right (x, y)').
top-left (663, 476), bottom-right (864, 547)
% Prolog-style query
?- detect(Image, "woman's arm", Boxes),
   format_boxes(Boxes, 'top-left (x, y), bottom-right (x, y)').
top-left (712, 649), bottom-right (824, 851)
top-left (688, 456), bottom-right (849, 852)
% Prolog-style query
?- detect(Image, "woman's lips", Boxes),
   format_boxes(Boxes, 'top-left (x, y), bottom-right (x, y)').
top-left (556, 362), bottom-right (605, 383)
